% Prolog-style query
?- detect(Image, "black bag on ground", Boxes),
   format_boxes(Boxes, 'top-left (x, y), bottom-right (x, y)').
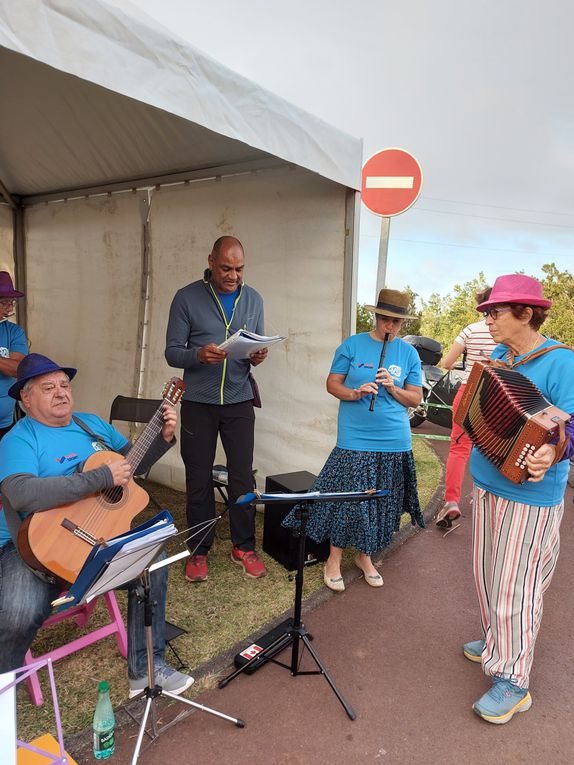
top-left (402, 335), bottom-right (442, 366)
top-left (426, 370), bottom-right (462, 429)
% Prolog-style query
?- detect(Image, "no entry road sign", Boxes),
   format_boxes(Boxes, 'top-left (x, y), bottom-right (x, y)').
top-left (361, 148), bottom-right (423, 217)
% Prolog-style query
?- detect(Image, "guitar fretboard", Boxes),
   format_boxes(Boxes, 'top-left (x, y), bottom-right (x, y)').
top-left (125, 401), bottom-right (173, 474)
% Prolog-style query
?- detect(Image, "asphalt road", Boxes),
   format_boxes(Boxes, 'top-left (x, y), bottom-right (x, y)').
top-left (74, 422), bottom-right (574, 764)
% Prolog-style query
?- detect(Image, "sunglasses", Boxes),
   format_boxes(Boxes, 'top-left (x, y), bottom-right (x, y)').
top-left (482, 306), bottom-right (512, 320)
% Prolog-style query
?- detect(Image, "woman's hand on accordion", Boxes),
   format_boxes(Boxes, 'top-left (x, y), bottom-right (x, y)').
top-left (525, 444), bottom-right (556, 482)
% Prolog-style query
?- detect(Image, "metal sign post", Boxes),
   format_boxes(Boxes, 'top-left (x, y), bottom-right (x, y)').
top-left (361, 147), bottom-right (423, 299)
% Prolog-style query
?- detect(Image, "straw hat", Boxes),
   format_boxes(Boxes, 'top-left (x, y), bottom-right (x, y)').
top-left (365, 288), bottom-right (417, 320)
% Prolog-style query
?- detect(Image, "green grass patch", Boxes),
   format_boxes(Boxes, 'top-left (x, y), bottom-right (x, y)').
top-left (15, 439), bottom-right (442, 742)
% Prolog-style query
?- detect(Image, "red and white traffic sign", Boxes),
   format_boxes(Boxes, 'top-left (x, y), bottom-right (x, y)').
top-left (361, 148), bottom-right (423, 217)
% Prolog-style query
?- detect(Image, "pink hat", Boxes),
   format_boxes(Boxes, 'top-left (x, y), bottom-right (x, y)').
top-left (476, 274), bottom-right (551, 312)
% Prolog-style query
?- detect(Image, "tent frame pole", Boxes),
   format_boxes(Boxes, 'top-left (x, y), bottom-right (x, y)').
top-left (132, 189), bottom-right (154, 403)
top-left (0, 178), bottom-right (27, 334)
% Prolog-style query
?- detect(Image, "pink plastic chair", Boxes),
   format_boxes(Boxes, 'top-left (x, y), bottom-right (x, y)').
top-left (23, 591), bottom-right (128, 706)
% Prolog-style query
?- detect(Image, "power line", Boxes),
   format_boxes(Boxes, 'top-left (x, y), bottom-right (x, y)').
top-left (412, 206), bottom-right (574, 230)
top-left (362, 233), bottom-right (568, 258)
top-left (420, 195), bottom-right (574, 219)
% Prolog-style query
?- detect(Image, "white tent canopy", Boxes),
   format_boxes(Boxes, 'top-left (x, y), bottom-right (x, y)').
top-left (0, 0), bottom-right (363, 489)
top-left (0, 0), bottom-right (360, 199)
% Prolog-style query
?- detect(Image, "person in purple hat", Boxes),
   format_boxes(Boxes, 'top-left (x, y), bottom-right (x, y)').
top-left (0, 353), bottom-right (195, 699)
top-left (461, 274), bottom-right (574, 724)
top-left (0, 271), bottom-right (28, 440)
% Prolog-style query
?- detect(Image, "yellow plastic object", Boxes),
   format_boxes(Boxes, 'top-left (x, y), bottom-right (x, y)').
top-left (16, 733), bottom-right (78, 765)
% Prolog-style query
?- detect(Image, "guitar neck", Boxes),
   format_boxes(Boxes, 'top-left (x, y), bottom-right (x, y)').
top-left (125, 401), bottom-right (172, 473)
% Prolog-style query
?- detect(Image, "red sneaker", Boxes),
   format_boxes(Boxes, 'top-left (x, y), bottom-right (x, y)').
top-left (231, 547), bottom-right (267, 578)
top-left (185, 555), bottom-right (208, 582)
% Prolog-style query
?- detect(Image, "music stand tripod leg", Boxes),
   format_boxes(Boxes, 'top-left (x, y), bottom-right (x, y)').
top-left (218, 501), bottom-right (356, 721)
top-left (130, 568), bottom-right (245, 765)
top-left (288, 503), bottom-right (356, 720)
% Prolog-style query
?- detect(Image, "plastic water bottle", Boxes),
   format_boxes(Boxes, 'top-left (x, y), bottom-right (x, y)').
top-left (93, 680), bottom-right (115, 760)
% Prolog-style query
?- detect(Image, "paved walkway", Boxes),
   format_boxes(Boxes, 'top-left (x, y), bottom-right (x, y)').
top-left (75, 428), bottom-right (574, 764)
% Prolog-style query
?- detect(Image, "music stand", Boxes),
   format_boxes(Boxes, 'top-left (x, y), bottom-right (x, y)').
top-left (218, 489), bottom-right (389, 721)
top-left (53, 514), bottom-right (244, 765)
top-left (128, 563), bottom-right (244, 765)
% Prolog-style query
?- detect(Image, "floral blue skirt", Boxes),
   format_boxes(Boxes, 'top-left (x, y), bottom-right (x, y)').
top-left (282, 447), bottom-right (424, 555)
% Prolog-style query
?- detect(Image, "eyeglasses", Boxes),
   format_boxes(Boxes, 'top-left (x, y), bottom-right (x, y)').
top-left (0, 299), bottom-right (16, 308)
top-left (482, 306), bottom-right (513, 320)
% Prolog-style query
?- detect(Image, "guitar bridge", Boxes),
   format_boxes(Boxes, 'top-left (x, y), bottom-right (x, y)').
top-left (61, 518), bottom-right (99, 546)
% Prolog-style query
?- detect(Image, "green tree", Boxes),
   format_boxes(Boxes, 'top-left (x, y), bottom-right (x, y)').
top-left (417, 264), bottom-right (574, 351)
top-left (538, 263), bottom-right (574, 344)
top-left (356, 302), bottom-right (373, 333)
top-left (419, 272), bottom-right (491, 350)
top-left (398, 285), bottom-right (422, 337)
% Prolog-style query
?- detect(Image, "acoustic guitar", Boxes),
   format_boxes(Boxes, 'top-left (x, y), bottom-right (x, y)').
top-left (17, 378), bottom-right (185, 586)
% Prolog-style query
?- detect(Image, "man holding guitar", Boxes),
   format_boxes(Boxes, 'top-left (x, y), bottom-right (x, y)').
top-left (0, 353), bottom-right (194, 699)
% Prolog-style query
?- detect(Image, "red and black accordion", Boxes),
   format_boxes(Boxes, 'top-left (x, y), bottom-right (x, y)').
top-left (454, 361), bottom-right (570, 483)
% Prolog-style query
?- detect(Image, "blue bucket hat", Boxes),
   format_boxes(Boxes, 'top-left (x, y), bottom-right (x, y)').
top-left (9, 353), bottom-right (77, 401)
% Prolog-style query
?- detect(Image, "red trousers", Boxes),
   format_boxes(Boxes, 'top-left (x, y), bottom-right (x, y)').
top-left (444, 384), bottom-right (473, 503)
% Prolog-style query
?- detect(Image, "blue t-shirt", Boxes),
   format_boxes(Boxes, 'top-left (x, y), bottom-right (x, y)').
top-left (0, 320), bottom-right (28, 428)
top-left (0, 413), bottom-right (128, 547)
top-left (218, 288), bottom-right (239, 322)
top-left (470, 338), bottom-right (574, 506)
top-left (331, 333), bottom-right (422, 452)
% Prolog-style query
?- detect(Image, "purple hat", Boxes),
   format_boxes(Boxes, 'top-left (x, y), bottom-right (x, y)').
top-left (9, 353), bottom-right (77, 401)
top-left (0, 272), bottom-right (24, 299)
top-left (476, 274), bottom-right (552, 312)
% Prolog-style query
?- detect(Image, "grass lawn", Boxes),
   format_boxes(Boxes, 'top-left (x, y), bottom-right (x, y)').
top-left (14, 438), bottom-right (442, 742)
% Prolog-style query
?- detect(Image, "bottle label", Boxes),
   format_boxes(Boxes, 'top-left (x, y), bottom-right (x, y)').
top-left (94, 729), bottom-right (115, 752)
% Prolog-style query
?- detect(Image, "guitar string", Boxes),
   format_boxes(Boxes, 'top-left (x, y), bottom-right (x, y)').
top-left (81, 402), bottom-right (173, 534)
top-left (81, 406), bottom-right (166, 533)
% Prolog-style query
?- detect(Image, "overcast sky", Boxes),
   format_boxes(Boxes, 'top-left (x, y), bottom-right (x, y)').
top-left (113, 0), bottom-right (574, 306)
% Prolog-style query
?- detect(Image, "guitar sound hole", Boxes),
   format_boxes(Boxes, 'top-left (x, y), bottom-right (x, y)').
top-left (102, 486), bottom-right (125, 505)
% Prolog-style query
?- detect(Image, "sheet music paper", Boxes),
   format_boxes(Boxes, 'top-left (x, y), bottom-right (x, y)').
top-left (258, 490), bottom-right (387, 501)
top-left (83, 527), bottom-right (175, 601)
top-left (55, 513), bottom-right (177, 610)
top-left (218, 329), bottom-right (285, 359)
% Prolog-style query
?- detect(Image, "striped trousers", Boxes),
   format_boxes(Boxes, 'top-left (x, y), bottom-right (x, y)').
top-left (472, 486), bottom-right (564, 688)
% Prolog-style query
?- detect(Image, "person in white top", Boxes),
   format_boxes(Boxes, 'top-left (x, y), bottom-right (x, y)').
top-left (435, 287), bottom-right (496, 527)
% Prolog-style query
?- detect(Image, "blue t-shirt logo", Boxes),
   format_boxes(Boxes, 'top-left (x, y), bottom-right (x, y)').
top-left (55, 453), bottom-right (78, 464)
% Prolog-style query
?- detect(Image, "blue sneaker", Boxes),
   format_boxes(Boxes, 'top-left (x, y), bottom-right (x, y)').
top-left (473, 678), bottom-right (532, 724)
top-left (463, 639), bottom-right (485, 663)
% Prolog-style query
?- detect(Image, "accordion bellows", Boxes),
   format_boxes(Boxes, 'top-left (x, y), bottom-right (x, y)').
top-left (455, 361), bottom-right (570, 484)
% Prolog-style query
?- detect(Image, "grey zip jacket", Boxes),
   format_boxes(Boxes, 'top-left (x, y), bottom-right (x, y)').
top-left (165, 270), bottom-right (264, 405)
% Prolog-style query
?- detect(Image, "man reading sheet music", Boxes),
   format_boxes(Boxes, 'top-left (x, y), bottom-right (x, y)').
top-left (0, 353), bottom-right (194, 698)
top-left (165, 235), bottom-right (268, 582)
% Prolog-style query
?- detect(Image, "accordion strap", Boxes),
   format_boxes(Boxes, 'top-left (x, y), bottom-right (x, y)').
top-left (487, 343), bottom-right (574, 370)
top-left (511, 343), bottom-right (574, 368)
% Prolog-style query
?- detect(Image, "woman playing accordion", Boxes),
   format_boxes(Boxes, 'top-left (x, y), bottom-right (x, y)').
top-left (462, 274), bottom-right (574, 724)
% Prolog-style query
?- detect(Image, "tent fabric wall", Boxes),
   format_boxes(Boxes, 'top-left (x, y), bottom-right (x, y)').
top-left (140, 166), bottom-right (347, 489)
top-left (0, 205), bottom-right (12, 272)
top-left (24, 193), bottom-right (144, 414)
top-left (19, 167), bottom-right (348, 489)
